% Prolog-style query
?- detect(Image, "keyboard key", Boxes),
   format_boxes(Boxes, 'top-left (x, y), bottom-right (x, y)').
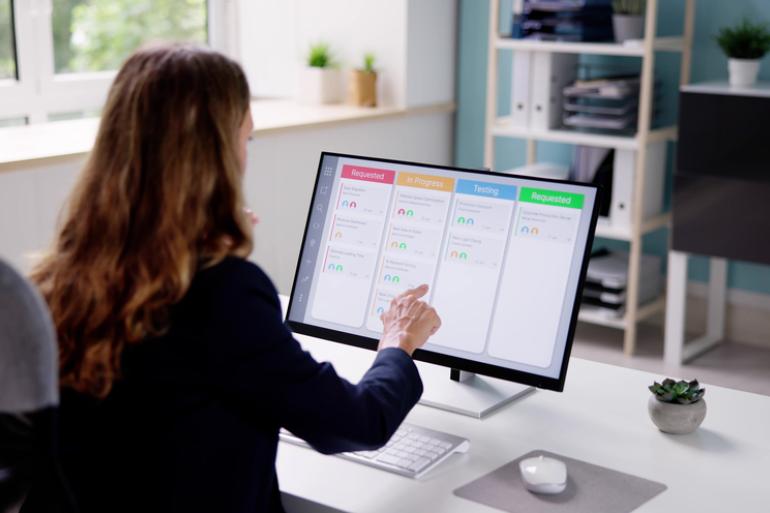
top-left (377, 454), bottom-right (401, 466)
top-left (409, 457), bottom-right (431, 472)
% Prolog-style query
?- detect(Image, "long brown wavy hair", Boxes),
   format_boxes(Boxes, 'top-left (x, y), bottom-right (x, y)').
top-left (31, 44), bottom-right (253, 398)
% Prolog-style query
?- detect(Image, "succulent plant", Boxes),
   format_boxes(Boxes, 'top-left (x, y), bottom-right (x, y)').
top-left (649, 378), bottom-right (705, 405)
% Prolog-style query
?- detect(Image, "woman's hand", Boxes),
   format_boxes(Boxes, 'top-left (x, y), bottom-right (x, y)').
top-left (378, 284), bottom-right (441, 357)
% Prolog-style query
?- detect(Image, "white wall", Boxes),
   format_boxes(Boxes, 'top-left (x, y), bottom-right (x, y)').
top-left (240, 0), bottom-right (407, 107)
top-left (0, 158), bottom-right (84, 273)
top-left (406, 0), bottom-right (457, 107)
top-left (238, 0), bottom-right (458, 108)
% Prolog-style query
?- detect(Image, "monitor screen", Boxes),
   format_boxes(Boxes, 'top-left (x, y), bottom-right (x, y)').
top-left (286, 153), bottom-right (600, 391)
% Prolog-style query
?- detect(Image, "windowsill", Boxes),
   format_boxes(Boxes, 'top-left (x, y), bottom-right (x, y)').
top-left (0, 99), bottom-right (455, 168)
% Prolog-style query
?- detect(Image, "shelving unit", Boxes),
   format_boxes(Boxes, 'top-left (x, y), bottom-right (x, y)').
top-left (484, 0), bottom-right (696, 355)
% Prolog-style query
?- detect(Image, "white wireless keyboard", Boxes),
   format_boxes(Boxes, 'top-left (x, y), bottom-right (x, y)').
top-left (279, 422), bottom-right (470, 479)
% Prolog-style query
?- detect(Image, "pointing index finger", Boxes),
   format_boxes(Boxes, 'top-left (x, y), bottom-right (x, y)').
top-left (399, 284), bottom-right (429, 301)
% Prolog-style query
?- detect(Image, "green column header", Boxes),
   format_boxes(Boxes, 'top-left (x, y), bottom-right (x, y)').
top-left (519, 187), bottom-right (584, 209)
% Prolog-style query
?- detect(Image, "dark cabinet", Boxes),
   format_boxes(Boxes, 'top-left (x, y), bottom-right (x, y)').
top-left (673, 85), bottom-right (770, 265)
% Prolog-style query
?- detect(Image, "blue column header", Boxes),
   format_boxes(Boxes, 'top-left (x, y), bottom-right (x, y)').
top-left (455, 179), bottom-right (517, 200)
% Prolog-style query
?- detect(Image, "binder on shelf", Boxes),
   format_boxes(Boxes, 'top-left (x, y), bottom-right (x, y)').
top-left (510, 50), bottom-right (533, 127)
top-left (530, 52), bottom-right (578, 130)
top-left (608, 142), bottom-right (666, 232)
top-left (609, 148), bottom-right (634, 229)
top-left (571, 141), bottom-right (665, 232)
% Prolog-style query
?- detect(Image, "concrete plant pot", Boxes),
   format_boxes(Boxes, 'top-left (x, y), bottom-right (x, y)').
top-left (298, 67), bottom-right (342, 105)
top-left (728, 58), bottom-right (761, 87)
top-left (648, 395), bottom-right (707, 434)
top-left (613, 14), bottom-right (644, 42)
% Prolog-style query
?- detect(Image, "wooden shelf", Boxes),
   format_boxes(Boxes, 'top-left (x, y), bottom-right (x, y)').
top-left (485, 0), bottom-right (697, 356)
top-left (495, 36), bottom-right (685, 56)
top-left (491, 119), bottom-right (677, 150)
top-left (595, 213), bottom-right (671, 241)
top-left (578, 296), bottom-right (666, 329)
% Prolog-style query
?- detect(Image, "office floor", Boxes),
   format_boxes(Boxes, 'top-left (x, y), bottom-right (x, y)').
top-left (573, 322), bottom-right (770, 397)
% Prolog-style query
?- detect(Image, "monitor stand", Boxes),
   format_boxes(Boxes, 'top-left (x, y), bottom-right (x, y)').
top-left (416, 363), bottom-right (535, 419)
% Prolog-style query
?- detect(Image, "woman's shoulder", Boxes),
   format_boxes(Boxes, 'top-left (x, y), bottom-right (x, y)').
top-left (192, 256), bottom-right (278, 301)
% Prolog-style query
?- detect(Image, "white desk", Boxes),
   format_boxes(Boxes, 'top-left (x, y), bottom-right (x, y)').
top-left (277, 303), bottom-right (769, 512)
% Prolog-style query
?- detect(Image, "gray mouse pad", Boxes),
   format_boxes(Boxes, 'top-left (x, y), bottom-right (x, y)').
top-left (453, 450), bottom-right (667, 513)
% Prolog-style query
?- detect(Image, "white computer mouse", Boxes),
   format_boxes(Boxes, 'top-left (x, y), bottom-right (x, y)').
top-left (519, 455), bottom-right (567, 495)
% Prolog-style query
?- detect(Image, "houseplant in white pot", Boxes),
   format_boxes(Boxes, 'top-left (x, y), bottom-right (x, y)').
top-left (648, 378), bottom-right (706, 434)
top-left (716, 19), bottom-right (770, 87)
top-left (349, 52), bottom-right (377, 107)
top-left (612, 0), bottom-right (645, 43)
top-left (298, 42), bottom-right (342, 105)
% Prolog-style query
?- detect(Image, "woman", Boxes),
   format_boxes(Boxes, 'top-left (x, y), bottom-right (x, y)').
top-left (29, 45), bottom-right (440, 513)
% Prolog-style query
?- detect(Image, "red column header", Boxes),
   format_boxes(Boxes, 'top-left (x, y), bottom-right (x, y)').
top-left (341, 165), bottom-right (395, 184)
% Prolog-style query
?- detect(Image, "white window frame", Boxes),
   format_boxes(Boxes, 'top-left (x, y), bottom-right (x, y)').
top-left (0, 0), bottom-right (237, 124)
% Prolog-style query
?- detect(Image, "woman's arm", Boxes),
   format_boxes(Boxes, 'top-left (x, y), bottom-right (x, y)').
top-left (197, 258), bottom-right (438, 454)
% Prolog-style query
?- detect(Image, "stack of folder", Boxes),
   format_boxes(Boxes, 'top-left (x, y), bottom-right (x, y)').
top-left (562, 75), bottom-right (647, 132)
top-left (510, 0), bottom-right (614, 42)
top-left (582, 249), bottom-right (662, 317)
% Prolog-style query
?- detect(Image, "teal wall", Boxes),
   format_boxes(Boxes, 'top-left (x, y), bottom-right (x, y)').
top-left (455, 0), bottom-right (770, 295)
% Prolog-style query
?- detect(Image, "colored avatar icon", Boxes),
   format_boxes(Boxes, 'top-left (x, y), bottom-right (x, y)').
top-left (466, 218), bottom-right (475, 225)
top-left (392, 275), bottom-right (400, 283)
top-left (384, 274), bottom-right (391, 282)
top-left (328, 263), bottom-right (336, 271)
top-left (457, 216), bottom-right (466, 224)
top-left (335, 232), bottom-right (342, 239)
top-left (450, 250), bottom-right (458, 258)
top-left (376, 306), bottom-right (385, 315)
top-left (397, 208), bottom-right (406, 215)
top-left (399, 242), bottom-right (407, 250)
top-left (342, 200), bottom-right (349, 208)
top-left (531, 227), bottom-right (539, 235)
top-left (349, 201), bottom-right (357, 209)
top-left (521, 226), bottom-right (529, 234)
top-left (391, 241), bottom-right (399, 248)
top-left (406, 210), bottom-right (414, 217)
top-left (459, 252), bottom-right (468, 260)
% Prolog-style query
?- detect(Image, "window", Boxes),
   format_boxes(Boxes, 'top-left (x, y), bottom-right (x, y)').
top-left (52, 0), bottom-right (208, 74)
top-left (0, 0), bottom-right (232, 125)
top-left (0, 0), bottom-right (15, 80)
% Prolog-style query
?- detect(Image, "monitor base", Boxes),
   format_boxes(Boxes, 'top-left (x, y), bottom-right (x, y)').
top-left (416, 364), bottom-right (535, 419)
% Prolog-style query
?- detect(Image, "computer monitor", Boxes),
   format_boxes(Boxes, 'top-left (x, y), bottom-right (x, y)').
top-left (286, 152), bottom-right (600, 417)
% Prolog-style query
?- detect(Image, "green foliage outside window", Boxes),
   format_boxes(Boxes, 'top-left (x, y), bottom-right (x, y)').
top-left (53, 0), bottom-right (207, 74)
top-left (0, 0), bottom-right (15, 80)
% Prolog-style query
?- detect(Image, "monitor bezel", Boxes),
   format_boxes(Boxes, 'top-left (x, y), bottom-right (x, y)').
top-left (286, 151), bottom-right (602, 392)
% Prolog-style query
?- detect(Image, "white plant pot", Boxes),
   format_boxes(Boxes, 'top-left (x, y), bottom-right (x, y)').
top-left (728, 58), bottom-right (761, 88)
top-left (298, 67), bottom-right (342, 105)
top-left (613, 14), bottom-right (644, 42)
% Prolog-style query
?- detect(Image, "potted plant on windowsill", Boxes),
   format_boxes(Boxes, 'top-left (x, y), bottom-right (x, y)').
top-left (716, 19), bottom-right (770, 88)
top-left (612, 0), bottom-right (645, 43)
top-left (298, 42), bottom-right (341, 105)
top-left (349, 52), bottom-right (377, 107)
top-left (648, 378), bottom-right (706, 434)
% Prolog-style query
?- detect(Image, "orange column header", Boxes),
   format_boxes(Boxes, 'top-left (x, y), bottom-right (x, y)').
top-left (396, 172), bottom-right (454, 192)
